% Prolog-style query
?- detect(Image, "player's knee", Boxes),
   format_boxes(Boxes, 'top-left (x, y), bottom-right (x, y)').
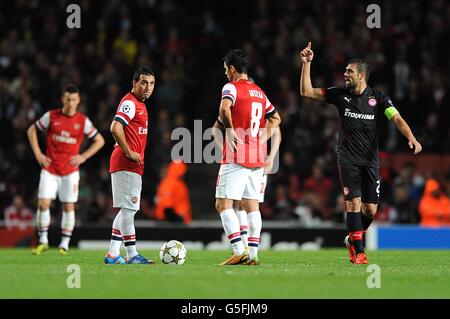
top-left (365, 210), bottom-right (376, 219)
top-left (345, 198), bottom-right (362, 212)
top-left (237, 201), bottom-right (245, 211)
top-left (215, 199), bottom-right (231, 213)
top-left (63, 204), bottom-right (75, 212)
top-left (215, 200), bottom-right (224, 213)
top-left (38, 200), bottom-right (51, 211)
top-left (242, 203), bottom-right (253, 212)
top-left (362, 204), bottom-right (377, 218)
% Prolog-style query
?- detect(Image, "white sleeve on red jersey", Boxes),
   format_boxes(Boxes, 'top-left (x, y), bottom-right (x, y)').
top-left (114, 99), bottom-right (136, 126)
top-left (84, 117), bottom-right (98, 139)
top-left (221, 83), bottom-right (237, 106)
top-left (265, 96), bottom-right (276, 117)
top-left (4, 206), bottom-right (13, 219)
top-left (35, 111), bottom-right (50, 131)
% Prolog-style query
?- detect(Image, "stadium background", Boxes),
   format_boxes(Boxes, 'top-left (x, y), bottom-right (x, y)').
top-left (0, 0), bottom-right (449, 233)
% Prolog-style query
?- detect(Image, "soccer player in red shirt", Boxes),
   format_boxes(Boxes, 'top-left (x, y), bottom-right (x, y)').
top-left (104, 67), bottom-right (156, 265)
top-left (212, 98), bottom-right (282, 251)
top-left (27, 84), bottom-right (105, 255)
top-left (215, 50), bottom-right (281, 265)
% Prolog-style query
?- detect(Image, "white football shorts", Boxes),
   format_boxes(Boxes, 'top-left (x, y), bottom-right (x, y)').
top-left (38, 169), bottom-right (80, 203)
top-left (111, 170), bottom-right (142, 210)
top-left (215, 162), bottom-right (264, 200)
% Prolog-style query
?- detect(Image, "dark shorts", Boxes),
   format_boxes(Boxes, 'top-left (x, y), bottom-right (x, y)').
top-left (338, 163), bottom-right (380, 204)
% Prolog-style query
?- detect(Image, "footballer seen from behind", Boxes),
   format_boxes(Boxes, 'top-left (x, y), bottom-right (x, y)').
top-left (212, 113), bottom-right (281, 249)
top-left (215, 49), bottom-right (281, 266)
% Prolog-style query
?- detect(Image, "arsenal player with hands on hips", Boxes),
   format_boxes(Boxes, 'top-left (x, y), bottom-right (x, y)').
top-left (299, 42), bottom-right (422, 264)
top-left (212, 104), bottom-right (282, 252)
top-left (215, 49), bottom-right (281, 266)
top-left (104, 67), bottom-right (156, 265)
top-left (27, 84), bottom-right (105, 256)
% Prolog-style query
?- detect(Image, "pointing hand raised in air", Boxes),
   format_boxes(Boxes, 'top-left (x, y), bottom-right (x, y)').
top-left (300, 42), bottom-right (314, 63)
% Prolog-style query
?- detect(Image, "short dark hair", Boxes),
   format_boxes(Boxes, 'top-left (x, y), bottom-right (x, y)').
top-left (348, 58), bottom-right (370, 82)
top-left (133, 66), bottom-right (155, 82)
top-left (63, 84), bottom-right (80, 95)
top-left (223, 49), bottom-right (249, 74)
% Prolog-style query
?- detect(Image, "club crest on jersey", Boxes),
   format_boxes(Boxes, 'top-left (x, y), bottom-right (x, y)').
top-left (131, 196), bottom-right (138, 204)
top-left (343, 187), bottom-right (349, 196)
top-left (368, 97), bottom-right (377, 107)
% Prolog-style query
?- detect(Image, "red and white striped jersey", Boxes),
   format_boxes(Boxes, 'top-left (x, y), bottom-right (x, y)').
top-left (220, 79), bottom-right (276, 168)
top-left (35, 109), bottom-right (98, 176)
top-left (109, 92), bottom-right (148, 176)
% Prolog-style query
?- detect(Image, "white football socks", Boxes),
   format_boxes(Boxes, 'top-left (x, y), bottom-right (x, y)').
top-left (108, 211), bottom-right (123, 256)
top-left (247, 211), bottom-right (262, 259)
top-left (37, 209), bottom-right (50, 244)
top-left (119, 208), bottom-right (138, 259)
top-left (220, 209), bottom-right (245, 256)
top-left (235, 209), bottom-right (248, 248)
top-left (59, 211), bottom-right (75, 250)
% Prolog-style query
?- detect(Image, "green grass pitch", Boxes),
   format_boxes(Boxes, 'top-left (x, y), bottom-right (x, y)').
top-left (1, 248), bottom-right (449, 298)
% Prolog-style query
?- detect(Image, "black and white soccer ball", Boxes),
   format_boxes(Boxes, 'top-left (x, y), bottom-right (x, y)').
top-left (159, 240), bottom-right (187, 265)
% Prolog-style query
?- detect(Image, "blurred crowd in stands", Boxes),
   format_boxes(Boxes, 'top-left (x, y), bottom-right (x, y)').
top-left (0, 0), bottom-right (449, 226)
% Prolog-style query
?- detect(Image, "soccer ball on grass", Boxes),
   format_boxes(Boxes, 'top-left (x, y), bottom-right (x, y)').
top-left (159, 240), bottom-right (187, 265)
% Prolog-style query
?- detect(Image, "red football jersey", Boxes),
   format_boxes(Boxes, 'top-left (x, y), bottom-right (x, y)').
top-left (109, 92), bottom-right (148, 176)
top-left (220, 79), bottom-right (276, 168)
top-left (35, 109), bottom-right (98, 176)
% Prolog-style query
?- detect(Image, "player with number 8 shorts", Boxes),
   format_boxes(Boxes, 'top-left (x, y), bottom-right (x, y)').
top-left (215, 49), bottom-right (281, 266)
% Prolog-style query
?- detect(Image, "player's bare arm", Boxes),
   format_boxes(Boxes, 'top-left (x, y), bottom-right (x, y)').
top-left (265, 126), bottom-right (282, 174)
top-left (69, 133), bottom-right (105, 167)
top-left (212, 120), bottom-right (225, 152)
top-left (391, 113), bottom-right (422, 155)
top-left (110, 120), bottom-right (141, 164)
top-left (260, 111), bottom-right (281, 145)
top-left (219, 98), bottom-right (243, 151)
top-left (263, 113), bottom-right (282, 174)
top-left (299, 42), bottom-right (325, 102)
top-left (26, 124), bottom-right (51, 167)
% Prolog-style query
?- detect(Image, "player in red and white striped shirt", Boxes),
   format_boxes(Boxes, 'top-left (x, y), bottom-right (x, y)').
top-left (27, 84), bottom-right (105, 255)
top-left (104, 67), bottom-right (156, 265)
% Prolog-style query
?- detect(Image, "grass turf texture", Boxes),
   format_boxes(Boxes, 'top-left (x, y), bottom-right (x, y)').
top-left (1, 248), bottom-right (449, 298)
